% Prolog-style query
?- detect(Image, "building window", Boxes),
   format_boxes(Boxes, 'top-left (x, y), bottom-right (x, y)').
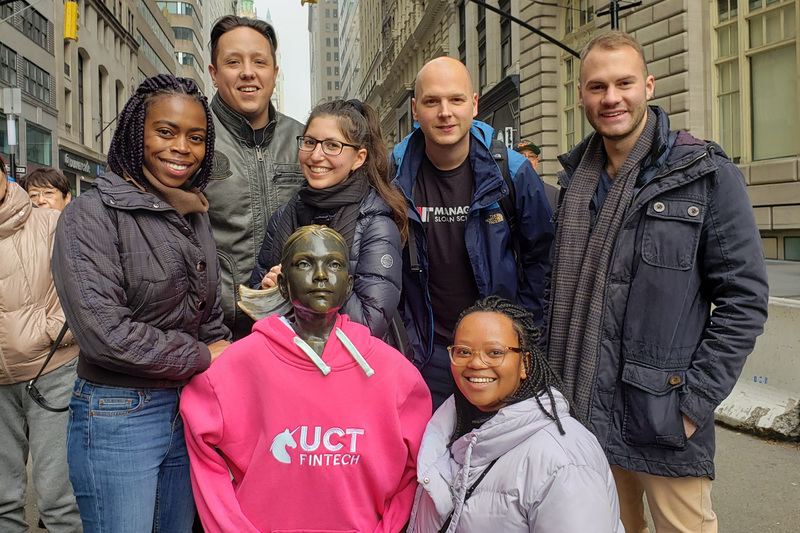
top-left (335, 81), bottom-right (340, 90)
top-left (327, 81), bottom-right (332, 90)
top-left (334, 37), bottom-right (339, 46)
top-left (562, 57), bottom-right (592, 150)
top-left (334, 52), bottom-right (339, 61)
top-left (23, 59), bottom-right (50, 104)
top-left (20, 1), bottom-right (49, 50)
top-left (458, 1), bottom-right (466, 62)
top-left (327, 66), bottom-right (332, 75)
top-left (478, 6), bottom-right (486, 90)
top-left (714, 0), bottom-right (798, 162)
top-left (26, 123), bottom-right (52, 165)
top-left (0, 44), bottom-right (17, 86)
top-left (334, 66), bottom-right (339, 76)
top-left (327, 52), bottom-right (331, 60)
top-left (564, 0), bottom-right (594, 34)
top-left (500, 0), bottom-right (511, 78)
top-left (326, 38), bottom-right (331, 46)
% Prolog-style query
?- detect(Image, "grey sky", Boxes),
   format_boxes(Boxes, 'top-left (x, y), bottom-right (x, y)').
top-left (255, 1), bottom-right (312, 122)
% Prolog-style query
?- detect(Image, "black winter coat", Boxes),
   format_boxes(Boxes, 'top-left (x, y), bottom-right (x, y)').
top-left (554, 107), bottom-right (769, 478)
top-left (52, 172), bottom-right (230, 389)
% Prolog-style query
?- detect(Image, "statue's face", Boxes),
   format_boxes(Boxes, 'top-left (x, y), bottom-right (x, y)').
top-left (278, 233), bottom-right (353, 315)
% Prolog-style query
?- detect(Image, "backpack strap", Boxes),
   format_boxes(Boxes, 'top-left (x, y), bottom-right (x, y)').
top-left (489, 139), bottom-right (523, 283)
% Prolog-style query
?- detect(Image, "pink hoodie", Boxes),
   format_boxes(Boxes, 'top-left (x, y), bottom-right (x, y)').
top-left (181, 313), bottom-right (432, 532)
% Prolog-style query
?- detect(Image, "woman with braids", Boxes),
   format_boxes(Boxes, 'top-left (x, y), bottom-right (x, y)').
top-left (52, 74), bottom-right (231, 532)
top-left (409, 296), bottom-right (623, 533)
top-left (249, 99), bottom-right (407, 341)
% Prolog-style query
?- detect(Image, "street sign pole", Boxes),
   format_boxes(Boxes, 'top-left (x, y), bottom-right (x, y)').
top-left (2, 88), bottom-right (22, 182)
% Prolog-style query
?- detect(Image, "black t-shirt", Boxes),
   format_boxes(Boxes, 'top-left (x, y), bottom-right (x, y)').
top-left (413, 155), bottom-right (480, 346)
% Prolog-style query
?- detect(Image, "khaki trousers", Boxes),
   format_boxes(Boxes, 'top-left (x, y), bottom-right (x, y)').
top-left (611, 466), bottom-right (718, 533)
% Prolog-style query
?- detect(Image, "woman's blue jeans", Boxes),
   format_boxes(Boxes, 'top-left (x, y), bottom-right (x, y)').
top-left (67, 380), bottom-right (195, 533)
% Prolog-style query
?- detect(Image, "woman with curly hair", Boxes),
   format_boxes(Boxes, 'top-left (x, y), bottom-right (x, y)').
top-left (52, 74), bottom-right (231, 532)
top-left (409, 296), bottom-right (623, 532)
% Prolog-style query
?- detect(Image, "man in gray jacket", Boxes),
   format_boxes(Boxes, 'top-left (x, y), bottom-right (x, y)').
top-left (205, 15), bottom-right (306, 339)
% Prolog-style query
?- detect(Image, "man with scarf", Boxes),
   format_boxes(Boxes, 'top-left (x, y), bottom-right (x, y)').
top-left (391, 57), bottom-right (554, 410)
top-left (545, 31), bottom-right (768, 532)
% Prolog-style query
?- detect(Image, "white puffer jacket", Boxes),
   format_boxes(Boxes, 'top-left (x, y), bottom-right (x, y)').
top-left (0, 180), bottom-right (77, 384)
top-left (409, 392), bottom-right (624, 533)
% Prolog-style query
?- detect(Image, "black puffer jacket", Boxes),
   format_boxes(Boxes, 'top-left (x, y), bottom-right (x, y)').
top-left (250, 188), bottom-right (402, 339)
top-left (52, 172), bottom-right (231, 389)
top-left (554, 107), bottom-right (769, 478)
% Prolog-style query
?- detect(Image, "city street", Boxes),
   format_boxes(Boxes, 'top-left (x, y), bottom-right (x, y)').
top-left (24, 424), bottom-right (800, 531)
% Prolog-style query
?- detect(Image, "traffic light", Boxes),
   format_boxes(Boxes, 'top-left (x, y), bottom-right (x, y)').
top-left (64, 1), bottom-right (79, 42)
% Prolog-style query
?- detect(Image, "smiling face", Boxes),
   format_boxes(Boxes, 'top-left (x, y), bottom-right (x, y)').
top-left (451, 311), bottom-right (527, 412)
top-left (579, 45), bottom-right (654, 148)
top-left (278, 232), bottom-right (353, 315)
top-left (412, 57), bottom-right (478, 160)
top-left (299, 116), bottom-right (367, 190)
top-left (209, 26), bottom-right (277, 129)
top-left (142, 95), bottom-right (207, 188)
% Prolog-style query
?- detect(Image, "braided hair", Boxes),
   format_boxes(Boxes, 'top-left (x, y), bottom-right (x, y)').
top-left (305, 99), bottom-right (409, 244)
top-left (106, 74), bottom-right (215, 191)
top-left (450, 296), bottom-right (566, 443)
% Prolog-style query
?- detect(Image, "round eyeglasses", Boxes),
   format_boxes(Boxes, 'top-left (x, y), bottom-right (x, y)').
top-left (297, 136), bottom-right (360, 156)
top-left (447, 344), bottom-right (522, 367)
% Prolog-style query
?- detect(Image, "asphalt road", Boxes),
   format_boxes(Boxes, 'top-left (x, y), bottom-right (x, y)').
top-left (25, 424), bottom-right (799, 531)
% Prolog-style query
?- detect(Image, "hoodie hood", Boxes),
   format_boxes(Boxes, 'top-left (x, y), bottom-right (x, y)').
top-left (253, 313), bottom-right (377, 376)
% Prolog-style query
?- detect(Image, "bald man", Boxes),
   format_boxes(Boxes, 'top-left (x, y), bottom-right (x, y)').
top-left (390, 57), bottom-right (554, 409)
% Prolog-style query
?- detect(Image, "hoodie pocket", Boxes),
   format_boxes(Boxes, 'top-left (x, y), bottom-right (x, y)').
top-left (621, 360), bottom-right (687, 450)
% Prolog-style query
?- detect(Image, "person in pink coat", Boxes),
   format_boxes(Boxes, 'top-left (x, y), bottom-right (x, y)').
top-left (181, 225), bottom-right (432, 532)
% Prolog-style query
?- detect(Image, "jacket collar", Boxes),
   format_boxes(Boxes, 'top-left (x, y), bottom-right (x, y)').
top-left (0, 180), bottom-right (32, 237)
top-left (94, 171), bottom-right (179, 213)
top-left (557, 106), bottom-right (676, 190)
top-left (211, 92), bottom-right (277, 147)
top-left (392, 120), bottom-right (506, 212)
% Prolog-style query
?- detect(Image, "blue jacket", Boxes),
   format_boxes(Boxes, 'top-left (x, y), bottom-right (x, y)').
top-left (392, 121), bottom-right (554, 366)
top-left (250, 188), bottom-right (403, 339)
top-left (553, 107), bottom-right (769, 478)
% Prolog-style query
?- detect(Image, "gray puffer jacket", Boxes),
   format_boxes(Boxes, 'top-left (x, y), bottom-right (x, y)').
top-left (409, 393), bottom-right (623, 533)
top-left (205, 94), bottom-right (306, 339)
top-left (52, 172), bottom-right (230, 389)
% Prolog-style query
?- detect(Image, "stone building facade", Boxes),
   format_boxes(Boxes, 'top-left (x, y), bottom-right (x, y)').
top-left (356, 0), bottom-right (800, 259)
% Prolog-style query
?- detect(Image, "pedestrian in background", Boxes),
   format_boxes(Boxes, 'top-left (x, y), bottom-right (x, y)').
top-left (0, 157), bottom-right (81, 532)
top-left (205, 15), bottom-right (306, 340)
top-left (546, 31), bottom-right (769, 532)
top-left (250, 99), bottom-right (406, 340)
top-left (410, 296), bottom-right (622, 532)
top-left (21, 167), bottom-right (72, 211)
top-left (52, 74), bottom-right (231, 532)
top-left (514, 140), bottom-right (559, 211)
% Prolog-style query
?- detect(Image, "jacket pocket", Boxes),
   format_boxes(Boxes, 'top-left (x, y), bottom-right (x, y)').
top-left (272, 165), bottom-right (305, 204)
top-left (641, 197), bottom-right (704, 270)
top-left (621, 360), bottom-right (687, 450)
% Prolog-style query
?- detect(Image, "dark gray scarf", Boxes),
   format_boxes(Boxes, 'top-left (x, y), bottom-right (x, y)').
top-left (269, 172), bottom-right (369, 267)
top-left (547, 111), bottom-right (657, 423)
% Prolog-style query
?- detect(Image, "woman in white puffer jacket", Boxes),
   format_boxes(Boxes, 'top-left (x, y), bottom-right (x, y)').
top-left (409, 296), bottom-right (624, 533)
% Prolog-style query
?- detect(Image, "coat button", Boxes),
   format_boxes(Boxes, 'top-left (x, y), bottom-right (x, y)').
top-left (669, 375), bottom-right (681, 386)
top-left (653, 201), bottom-right (666, 213)
top-left (196, 261), bottom-right (206, 272)
top-left (423, 477), bottom-right (430, 484)
top-left (688, 206), bottom-right (700, 217)
top-left (197, 300), bottom-right (206, 311)
top-left (153, 203), bottom-right (160, 208)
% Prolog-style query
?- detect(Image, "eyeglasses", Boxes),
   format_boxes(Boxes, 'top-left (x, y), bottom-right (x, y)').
top-left (29, 189), bottom-right (60, 202)
top-left (297, 136), bottom-right (360, 156)
top-left (447, 344), bottom-right (522, 367)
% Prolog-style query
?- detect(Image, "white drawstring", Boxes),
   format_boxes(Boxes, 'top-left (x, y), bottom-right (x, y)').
top-left (293, 337), bottom-right (331, 375)
top-left (336, 328), bottom-right (374, 377)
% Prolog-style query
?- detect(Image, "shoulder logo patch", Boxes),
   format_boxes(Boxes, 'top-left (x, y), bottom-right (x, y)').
top-left (211, 151), bottom-right (233, 180)
top-left (380, 254), bottom-right (394, 269)
top-left (486, 213), bottom-right (504, 224)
